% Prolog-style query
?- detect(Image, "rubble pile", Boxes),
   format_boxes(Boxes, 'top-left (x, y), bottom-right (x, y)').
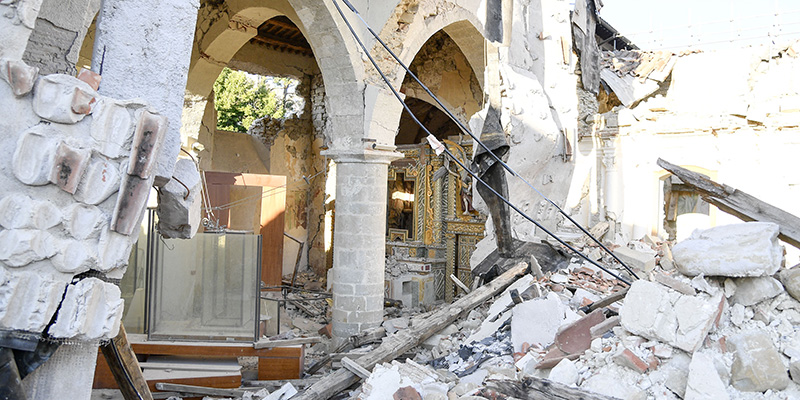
top-left (352, 221), bottom-right (800, 400)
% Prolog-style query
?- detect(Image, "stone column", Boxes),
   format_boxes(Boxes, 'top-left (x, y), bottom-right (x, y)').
top-left (324, 149), bottom-right (401, 339)
top-left (91, 0), bottom-right (199, 186)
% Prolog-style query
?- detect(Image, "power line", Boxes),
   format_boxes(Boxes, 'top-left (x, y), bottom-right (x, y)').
top-left (332, 0), bottom-right (634, 285)
top-left (336, 0), bottom-right (639, 280)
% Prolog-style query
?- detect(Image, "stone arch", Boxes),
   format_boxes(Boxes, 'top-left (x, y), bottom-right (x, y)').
top-left (185, 0), bottom-right (366, 149)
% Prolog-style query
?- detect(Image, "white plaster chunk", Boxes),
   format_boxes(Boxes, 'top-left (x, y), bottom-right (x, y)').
top-left (613, 246), bottom-right (657, 273)
top-left (12, 127), bottom-right (57, 185)
top-left (47, 278), bottom-right (123, 340)
top-left (673, 222), bottom-right (783, 277)
top-left (619, 280), bottom-right (723, 353)
top-left (51, 241), bottom-right (98, 274)
top-left (685, 351), bottom-right (730, 400)
top-left (90, 98), bottom-right (133, 158)
top-left (0, 229), bottom-right (56, 267)
top-left (730, 276), bottom-right (784, 306)
top-left (64, 204), bottom-right (105, 240)
top-left (730, 331), bottom-right (791, 392)
top-left (74, 156), bottom-right (121, 205)
top-left (156, 158), bottom-right (201, 239)
top-left (0, 267), bottom-right (66, 333)
top-left (548, 358), bottom-right (578, 386)
top-left (33, 74), bottom-right (97, 124)
top-left (97, 229), bottom-right (135, 272)
top-left (0, 193), bottom-right (33, 229)
top-left (511, 292), bottom-right (567, 352)
top-left (32, 200), bottom-right (62, 230)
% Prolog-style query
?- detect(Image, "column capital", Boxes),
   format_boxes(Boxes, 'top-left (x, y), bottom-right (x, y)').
top-left (321, 148), bottom-right (403, 164)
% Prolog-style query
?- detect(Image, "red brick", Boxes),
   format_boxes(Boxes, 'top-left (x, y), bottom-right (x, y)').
top-left (613, 348), bottom-right (649, 374)
top-left (77, 69), bottom-right (101, 91)
top-left (555, 309), bottom-right (606, 354)
top-left (393, 386), bottom-right (422, 400)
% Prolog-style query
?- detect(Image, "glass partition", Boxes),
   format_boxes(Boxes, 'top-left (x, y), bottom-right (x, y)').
top-left (149, 232), bottom-right (261, 341)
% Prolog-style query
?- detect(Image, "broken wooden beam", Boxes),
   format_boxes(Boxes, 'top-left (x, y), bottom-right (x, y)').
top-left (253, 336), bottom-right (322, 349)
top-left (486, 376), bottom-right (619, 400)
top-left (153, 383), bottom-right (248, 398)
top-left (100, 323), bottom-right (154, 400)
top-left (580, 287), bottom-right (629, 314)
top-left (242, 377), bottom-right (320, 389)
top-left (341, 357), bottom-right (370, 379)
top-left (658, 158), bottom-right (800, 249)
top-left (294, 261), bottom-right (530, 400)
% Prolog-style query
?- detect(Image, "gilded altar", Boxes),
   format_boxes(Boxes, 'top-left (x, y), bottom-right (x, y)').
top-left (386, 140), bottom-right (486, 303)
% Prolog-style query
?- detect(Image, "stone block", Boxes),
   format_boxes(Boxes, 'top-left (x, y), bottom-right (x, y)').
top-left (548, 358), bottom-right (578, 386)
top-left (50, 142), bottom-right (90, 194)
top-left (0, 193), bottom-right (33, 229)
top-left (654, 273), bottom-right (696, 295)
top-left (32, 200), bottom-right (61, 230)
top-left (673, 222), bottom-right (783, 277)
top-left (589, 315), bottom-right (620, 338)
top-left (111, 174), bottom-right (152, 235)
top-left (0, 268), bottom-right (65, 333)
top-left (2, 59), bottom-right (38, 96)
top-left (33, 74), bottom-right (96, 124)
top-left (790, 358), bottom-right (800, 384)
top-left (47, 278), bottom-right (123, 340)
top-left (730, 276), bottom-right (783, 306)
top-left (511, 292), bottom-right (567, 352)
top-left (0, 229), bottom-right (56, 267)
top-left (51, 241), bottom-right (98, 274)
top-left (74, 156), bottom-right (121, 205)
top-left (12, 128), bottom-right (58, 185)
top-left (128, 110), bottom-right (167, 179)
top-left (780, 266), bottom-right (800, 302)
top-left (685, 352), bottom-right (730, 400)
top-left (156, 158), bottom-right (201, 239)
top-left (90, 99), bottom-right (134, 159)
top-left (619, 280), bottom-right (724, 353)
top-left (730, 331), bottom-right (790, 392)
top-left (64, 204), bottom-right (104, 240)
top-left (76, 69), bottom-right (101, 91)
top-left (613, 246), bottom-right (656, 272)
top-left (98, 228), bottom-right (135, 273)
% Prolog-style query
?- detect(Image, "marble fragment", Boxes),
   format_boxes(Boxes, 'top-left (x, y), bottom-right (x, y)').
top-left (111, 174), bottom-right (151, 235)
top-left (90, 99), bottom-right (134, 158)
top-left (33, 74), bottom-right (97, 124)
top-left (2, 59), bottom-right (38, 96)
top-left (673, 222), bottom-right (783, 277)
top-left (780, 266), bottom-right (800, 302)
top-left (74, 156), bottom-right (121, 205)
top-left (0, 268), bottom-right (66, 333)
top-left (0, 193), bottom-right (33, 229)
top-left (12, 128), bottom-right (57, 185)
top-left (685, 352), bottom-right (730, 400)
top-left (47, 278), bottom-right (123, 340)
top-left (128, 110), bottom-right (167, 179)
top-left (0, 229), bottom-right (56, 267)
top-left (730, 331), bottom-right (790, 392)
top-left (50, 142), bottom-right (90, 194)
top-left (730, 276), bottom-right (784, 306)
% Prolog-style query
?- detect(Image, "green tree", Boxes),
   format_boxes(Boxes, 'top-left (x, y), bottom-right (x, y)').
top-left (213, 68), bottom-right (285, 132)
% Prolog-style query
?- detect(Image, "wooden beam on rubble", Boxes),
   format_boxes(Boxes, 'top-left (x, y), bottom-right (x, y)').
top-left (486, 376), bottom-right (618, 400)
top-left (100, 323), bottom-right (154, 400)
top-left (294, 262), bottom-right (531, 400)
top-left (657, 158), bottom-right (800, 249)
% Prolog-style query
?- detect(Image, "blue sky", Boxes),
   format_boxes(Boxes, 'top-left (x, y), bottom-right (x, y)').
top-left (598, 0), bottom-right (800, 51)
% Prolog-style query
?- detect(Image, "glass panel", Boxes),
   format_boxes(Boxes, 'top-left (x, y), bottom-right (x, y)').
top-left (149, 232), bottom-right (261, 341)
top-left (119, 211), bottom-right (150, 334)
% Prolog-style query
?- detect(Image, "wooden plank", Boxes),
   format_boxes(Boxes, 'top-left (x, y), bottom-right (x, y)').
top-left (129, 341), bottom-right (302, 358)
top-left (154, 383), bottom-right (247, 398)
top-left (657, 158), bottom-right (800, 249)
top-left (294, 262), bottom-right (530, 400)
top-left (254, 336), bottom-right (322, 349)
top-left (99, 324), bottom-right (154, 400)
top-left (146, 373), bottom-right (241, 392)
top-left (243, 378), bottom-right (321, 389)
top-left (258, 356), bottom-right (303, 380)
top-left (487, 376), bottom-right (619, 400)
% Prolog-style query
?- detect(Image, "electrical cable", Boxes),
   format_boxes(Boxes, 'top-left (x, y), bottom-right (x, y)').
top-left (332, 0), bottom-right (632, 286)
top-left (337, 0), bottom-right (639, 279)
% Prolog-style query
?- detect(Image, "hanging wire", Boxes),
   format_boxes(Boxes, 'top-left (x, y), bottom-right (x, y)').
top-left (332, 0), bottom-right (633, 285)
top-left (334, 0), bottom-right (638, 280)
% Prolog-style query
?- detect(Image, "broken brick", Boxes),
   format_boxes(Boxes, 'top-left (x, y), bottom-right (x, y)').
top-left (128, 110), bottom-right (168, 179)
top-left (555, 309), bottom-right (606, 354)
top-left (613, 348), bottom-right (650, 374)
top-left (77, 69), bottom-right (101, 91)
top-left (393, 386), bottom-right (422, 400)
top-left (50, 142), bottom-right (90, 194)
top-left (5, 60), bottom-right (38, 96)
